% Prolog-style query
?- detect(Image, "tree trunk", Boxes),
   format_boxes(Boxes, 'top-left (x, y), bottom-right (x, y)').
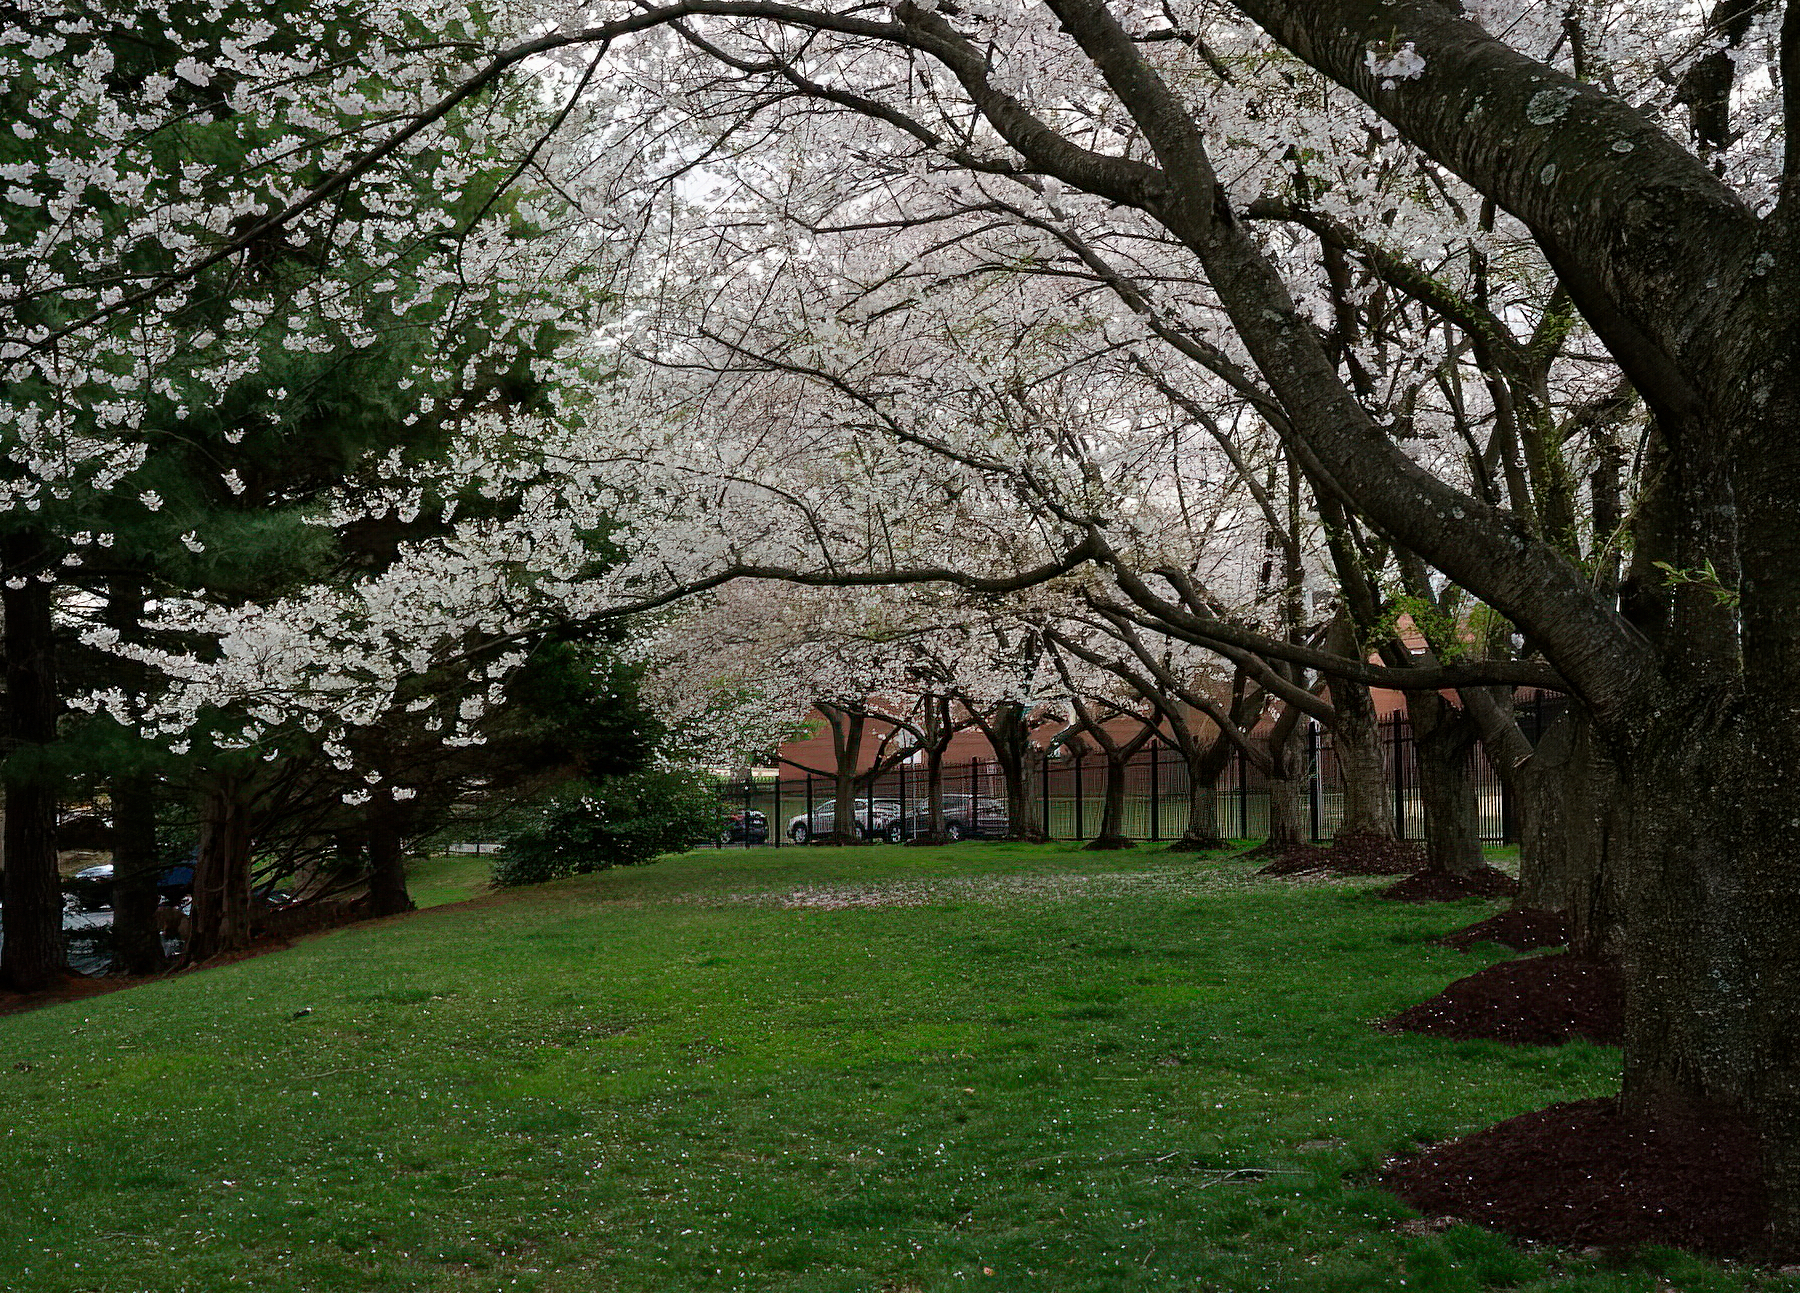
top-left (826, 706), bottom-right (865, 845)
top-left (1323, 624), bottom-right (1394, 840)
top-left (1512, 711), bottom-right (1571, 912)
top-left (1605, 695), bottom-right (1800, 1217)
top-left (925, 746), bottom-right (948, 842)
top-left (1170, 735), bottom-right (1232, 850)
top-left (101, 578), bottom-right (164, 975)
top-left (990, 705), bottom-right (1046, 841)
top-left (0, 554), bottom-right (62, 992)
top-left (1331, 699), bottom-right (1396, 845)
top-left (184, 782), bottom-right (253, 963)
top-left (365, 788), bottom-right (414, 918)
top-left (1262, 711), bottom-right (1306, 848)
top-left (1505, 706), bottom-right (1624, 958)
top-left (1266, 770), bottom-right (1305, 847)
top-left (109, 776), bottom-right (166, 975)
top-left (1404, 695), bottom-right (1484, 877)
top-left (1085, 751), bottom-right (1136, 850)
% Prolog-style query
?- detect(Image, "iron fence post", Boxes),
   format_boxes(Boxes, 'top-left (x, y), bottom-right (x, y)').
top-left (1041, 752), bottom-right (1051, 839)
top-left (1149, 739), bottom-right (1160, 841)
top-left (1074, 755), bottom-right (1085, 840)
top-left (1308, 720), bottom-right (1322, 842)
top-left (1392, 714), bottom-right (1406, 840)
top-left (1236, 745), bottom-right (1249, 840)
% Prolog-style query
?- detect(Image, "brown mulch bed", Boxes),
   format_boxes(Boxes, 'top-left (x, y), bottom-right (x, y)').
top-left (1328, 833), bottom-right (1429, 875)
top-left (1437, 908), bottom-right (1569, 952)
top-left (1378, 952), bottom-right (1622, 1046)
top-left (1379, 866), bottom-right (1519, 903)
top-left (1249, 841), bottom-right (1334, 874)
top-left (1252, 833), bottom-right (1427, 878)
top-left (1384, 1098), bottom-right (1775, 1260)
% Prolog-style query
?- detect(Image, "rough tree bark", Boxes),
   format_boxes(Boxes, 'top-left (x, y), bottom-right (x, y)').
top-left (109, 776), bottom-right (166, 975)
top-left (1508, 707), bottom-right (1623, 958)
top-left (365, 786), bottom-right (415, 918)
top-left (0, 536), bottom-right (62, 992)
top-left (985, 702), bottom-right (1047, 842)
top-left (818, 701), bottom-right (866, 845)
top-left (1086, 740), bottom-right (1140, 850)
top-left (184, 780), bottom-right (253, 964)
top-left (1170, 731), bottom-right (1233, 850)
top-left (1262, 705), bottom-right (1307, 849)
top-left (1323, 619), bottom-right (1394, 843)
top-left (103, 577), bottom-right (164, 975)
top-left (1404, 694), bottom-right (1485, 877)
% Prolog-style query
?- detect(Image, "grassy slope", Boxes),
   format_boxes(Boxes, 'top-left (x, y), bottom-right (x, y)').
top-left (0, 844), bottom-right (1778, 1293)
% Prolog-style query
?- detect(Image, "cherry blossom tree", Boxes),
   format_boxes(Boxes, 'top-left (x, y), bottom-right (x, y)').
top-left (11, 0), bottom-right (1800, 1237)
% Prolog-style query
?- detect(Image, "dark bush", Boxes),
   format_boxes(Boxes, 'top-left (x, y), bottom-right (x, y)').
top-left (490, 770), bottom-right (720, 888)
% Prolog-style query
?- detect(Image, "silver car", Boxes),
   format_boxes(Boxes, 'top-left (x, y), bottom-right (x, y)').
top-left (787, 798), bottom-right (899, 843)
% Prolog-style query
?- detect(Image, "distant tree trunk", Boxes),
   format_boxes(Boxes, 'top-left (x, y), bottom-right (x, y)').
top-left (1511, 707), bottom-right (1624, 958)
top-left (1323, 620), bottom-right (1394, 841)
top-left (0, 543), bottom-right (63, 993)
top-left (987, 703), bottom-right (1046, 841)
top-left (828, 705), bottom-right (865, 844)
top-left (1262, 705), bottom-right (1306, 848)
top-left (1511, 710), bottom-right (1572, 912)
top-left (109, 777), bottom-right (165, 975)
top-left (102, 578), bottom-right (164, 975)
top-left (365, 787), bottom-right (414, 917)
top-left (1460, 684), bottom-right (1552, 895)
top-left (1085, 748), bottom-right (1137, 850)
top-left (1016, 747), bottom-right (1043, 840)
top-left (184, 781), bottom-right (253, 963)
top-left (1170, 733), bottom-right (1233, 850)
top-left (1405, 694), bottom-right (1484, 877)
top-left (925, 745), bottom-right (948, 840)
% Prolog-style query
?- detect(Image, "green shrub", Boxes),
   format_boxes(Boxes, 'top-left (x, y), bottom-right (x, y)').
top-left (490, 770), bottom-right (721, 888)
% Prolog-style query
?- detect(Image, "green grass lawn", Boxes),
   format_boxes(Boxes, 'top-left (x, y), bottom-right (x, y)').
top-left (408, 851), bottom-right (495, 910)
top-left (0, 843), bottom-right (1781, 1292)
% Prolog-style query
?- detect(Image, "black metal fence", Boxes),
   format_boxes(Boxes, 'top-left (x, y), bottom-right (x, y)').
top-left (708, 698), bottom-right (1567, 848)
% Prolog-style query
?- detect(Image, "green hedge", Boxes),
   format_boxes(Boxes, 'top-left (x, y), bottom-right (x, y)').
top-left (490, 770), bottom-right (721, 888)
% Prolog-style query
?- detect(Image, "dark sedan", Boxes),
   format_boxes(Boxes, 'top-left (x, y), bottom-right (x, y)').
top-left (718, 809), bottom-right (769, 844)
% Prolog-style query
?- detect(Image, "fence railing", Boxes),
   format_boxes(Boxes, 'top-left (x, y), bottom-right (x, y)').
top-left (707, 698), bottom-right (1567, 848)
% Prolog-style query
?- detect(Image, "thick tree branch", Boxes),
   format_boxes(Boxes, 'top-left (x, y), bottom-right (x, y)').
top-left (1228, 0), bottom-right (1758, 427)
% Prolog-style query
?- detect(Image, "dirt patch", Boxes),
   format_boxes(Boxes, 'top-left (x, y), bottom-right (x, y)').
top-left (1384, 1098), bottom-right (1775, 1261)
top-left (1378, 953), bottom-right (1622, 1046)
top-left (1437, 908), bottom-right (1568, 952)
top-left (0, 901), bottom-right (405, 1018)
top-left (1379, 866), bottom-right (1518, 903)
top-left (0, 971), bottom-right (138, 1018)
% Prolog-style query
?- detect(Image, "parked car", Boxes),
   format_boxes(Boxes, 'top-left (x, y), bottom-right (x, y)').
top-left (717, 809), bottom-right (769, 844)
top-left (787, 798), bottom-right (899, 843)
top-left (882, 794), bottom-right (1010, 843)
top-left (63, 863), bottom-right (114, 911)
